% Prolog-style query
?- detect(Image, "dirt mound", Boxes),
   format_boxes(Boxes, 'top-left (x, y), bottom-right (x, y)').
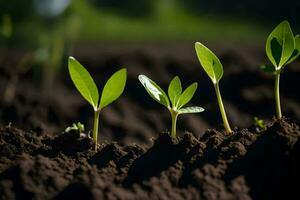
top-left (0, 118), bottom-right (299, 199)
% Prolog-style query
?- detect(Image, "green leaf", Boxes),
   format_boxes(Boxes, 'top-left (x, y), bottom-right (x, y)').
top-left (260, 64), bottom-right (276, 74)
top-left (168, 76), bottom-right (182, 107)
top-left (179, 106), bottom-right (205, 114)
top-left (65, 122), bottom-right (85, 133)
top-left (138, 75), bottom-right (170, 108)
top-left (68, 57), bottom-right (99, 110)
top-left (266, 21), bottom-right (295, 68)
top-left (99, 68), bottom-right (127, 109)
top-left (177, 83), bottom-right (198, 108)
top-left (76, 122), bottom-right (85, 133)
top-left (195, 42), bottom-right (223, 84)
top-left (286, 34), bottom-right (300, 65)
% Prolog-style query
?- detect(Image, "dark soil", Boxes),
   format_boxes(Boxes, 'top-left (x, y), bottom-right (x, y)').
top-left (0, 43), bottom-right (300, 199)
top-left (0, 118), bottom-right (299, 199)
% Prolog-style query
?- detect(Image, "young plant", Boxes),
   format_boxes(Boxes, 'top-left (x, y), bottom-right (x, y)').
top-left (65, 122), bottom-right (85, 133)
top-left (138, 75), bottom-right (204, 138)
top-left (254, 117), bottom-right (267, 131)
top-left (68, 57), bottom-right (127, 150)
top-left (261, 21), bottom-right (300, 119)
top-left (195, 42), bottom-right (232, 134)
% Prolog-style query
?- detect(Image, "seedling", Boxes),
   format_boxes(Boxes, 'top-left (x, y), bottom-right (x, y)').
top-left (68, 57), bottom-right (127, 150)
top-left (195, 42), bottom-right (232, 134)
top-left (65, 122), bottom-right (85, 133)
top-left (254, 117), bottom-right (267, 131)
top-left (262, 21), bottom-right (300, 119)
top-left (138, 75), bottom-right (204, 138)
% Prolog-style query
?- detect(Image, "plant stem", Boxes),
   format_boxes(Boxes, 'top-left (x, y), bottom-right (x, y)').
top-left (93, 109), bottom-right (101, 151)
top-left (214, 83), bottom-right (232, 133)
top-left (274, 73), bottom-right (282, 119)
top-left (170, 109), bottom-right (178, 138)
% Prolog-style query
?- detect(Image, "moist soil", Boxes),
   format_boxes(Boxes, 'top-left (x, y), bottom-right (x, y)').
top-left (0, 118), bottom-right (299, 200)
top-left (0, 43), bottom-right (300, 199)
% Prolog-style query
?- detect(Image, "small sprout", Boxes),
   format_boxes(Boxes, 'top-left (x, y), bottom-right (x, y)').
top-left (254, 117), bottom-right (267, 131)
top-left (68, 57), bottom-right (127, 150)
top-left (263, 21), bottom-right (300, 119)
top-left (195, 42), bottom-right (232, 134)
top-left (138, 75), bottom-right (204, 138)
top-left (65, 122), bottom-right (85, 133)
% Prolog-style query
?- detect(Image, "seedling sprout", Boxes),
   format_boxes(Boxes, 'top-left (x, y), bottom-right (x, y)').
top-left (254, 117), bottom-right (267, 131)
top-left (68, 57), bottom-right (127, 150)
top-left (138, 75), bottom-right (204, 138)
top-left (65, 122), bottom-right (85, 133)
top-left (262, 21), bottom-right (300, 119)
top-left (195, 42), bottom-right (232, 134)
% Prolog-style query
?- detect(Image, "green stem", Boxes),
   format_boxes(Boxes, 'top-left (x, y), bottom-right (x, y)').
top-left (214, 83), bottom-right (232, 133)
top-left (93, 109), bottom-right (101, 151)
top-left (275, 73), bottom-right (282, 119)
top-left (170, 109), bottom-right (178, 138)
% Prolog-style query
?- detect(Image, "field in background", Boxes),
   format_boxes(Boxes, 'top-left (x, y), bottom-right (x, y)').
top-left (3, 0), bottom-right (273, 47)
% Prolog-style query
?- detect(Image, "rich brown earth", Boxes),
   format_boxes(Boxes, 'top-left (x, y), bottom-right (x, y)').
top-left (0, 43), bottom-right (300, 199)
top-left (0, 118), bottom-right (299, 199)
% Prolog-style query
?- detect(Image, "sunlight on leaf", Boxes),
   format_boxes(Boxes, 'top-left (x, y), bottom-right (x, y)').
top-left (168, 76), bottom-right (182, 107)
top-left (138, 75), bottom-right (170, 108)
top-left (195, 42), bottom-right (223, 84)
top-left (68, 57), bottom-right (99, 110)
top-left (266, 21), bottom-right (295, 68)
top-left (179, 106), bottom-right (205, 114)
top-left (100, 68), bottom-right (127, 109)
top-left (177, 83), bottom-right (198, 108)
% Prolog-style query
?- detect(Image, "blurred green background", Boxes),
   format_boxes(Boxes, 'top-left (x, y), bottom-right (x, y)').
top-left (1, 0), bottom-right (299, 47)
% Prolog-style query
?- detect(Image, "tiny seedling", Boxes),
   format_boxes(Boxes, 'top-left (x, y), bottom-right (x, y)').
top-left (195, 42), bottom-right (232, 134)
top-left (68, 57), bottom-right (127, 150)
top-left (138, 75), bottom-right (204, 138)
top-left (65, 122), bottom-right (85, 133)
top-left (254, 117), bottom-right (267, 131)
top-left (261, 21), bottom-right (300, 119)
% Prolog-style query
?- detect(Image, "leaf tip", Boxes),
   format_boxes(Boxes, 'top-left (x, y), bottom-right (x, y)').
top-left (68, 56), bottom-right (77, 68)
top-left (117, 68), bottom-right (127, 79)
top-left (281, 20), bottom-right (290, 25)
top-left (195, 41), bottom-right (202, 46)
top-left (68, 56), bottom-right (76, 62)
top-left (193, 82), bottom-right (198, 88)
top-left (195, 42), bottom-right (202, 50)
top-left (173, 76), bottom-right (181, 83)
top-left (138, 74), bottom-right (146, 82)
top-left (120, 68), bottom-right (127, 72)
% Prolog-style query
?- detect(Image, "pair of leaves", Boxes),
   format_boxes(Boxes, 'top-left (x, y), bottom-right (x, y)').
top-left (266, 21), bottom-right (300, 70)
top-left (195, 42), bottom-right (223, 84)
top-left (138, 75), bottom-right (204, 114)
top-left (68, 57), bottom-right (127, 111)
top-left (168, 76), bottom-right (198, 109)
